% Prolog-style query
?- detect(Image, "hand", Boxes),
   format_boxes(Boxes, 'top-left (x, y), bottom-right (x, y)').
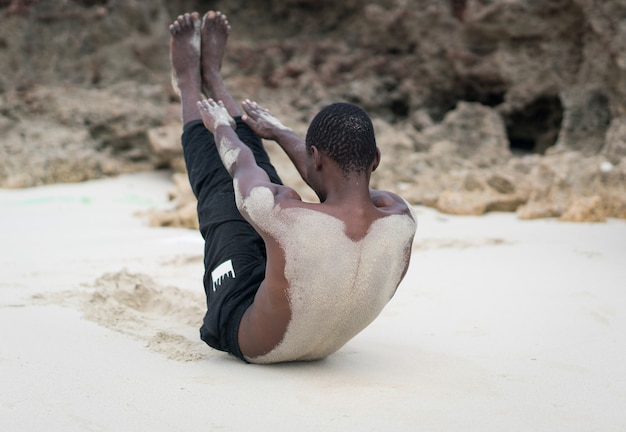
top-left (197, 98), bottom-right (236, 134)
top-left (241, 99), bottom-right (290, 140)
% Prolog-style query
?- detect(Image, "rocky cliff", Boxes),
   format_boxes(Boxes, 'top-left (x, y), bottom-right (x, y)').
top-left (1, 0), bottom-right (625, 224)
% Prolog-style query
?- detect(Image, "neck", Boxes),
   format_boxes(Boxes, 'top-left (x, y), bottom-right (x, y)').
top-left (320, 172), bottom-right (372, 205)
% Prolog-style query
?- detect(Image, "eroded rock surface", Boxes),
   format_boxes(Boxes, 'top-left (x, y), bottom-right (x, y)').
top-left (1, 0), bottom-right (625, 223)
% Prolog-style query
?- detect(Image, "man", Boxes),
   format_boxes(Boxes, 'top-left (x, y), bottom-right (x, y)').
top-left (169, 10), bottom-right (416, 364)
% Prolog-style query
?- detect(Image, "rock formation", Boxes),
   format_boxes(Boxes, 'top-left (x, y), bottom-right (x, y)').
top-left (1, 0), bottom-right (624, 223)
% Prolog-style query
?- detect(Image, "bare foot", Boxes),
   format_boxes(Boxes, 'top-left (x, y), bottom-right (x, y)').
top-left (201, 11), bottom-right (230, 83)
top-left (200, 11), bottom-right (240, 117)
top-left (197, 98), bottom-right (236, 134)
top-left (242, 99), bottom-right (290, 140)
top-left (169, 12), bottom-right (202, 98)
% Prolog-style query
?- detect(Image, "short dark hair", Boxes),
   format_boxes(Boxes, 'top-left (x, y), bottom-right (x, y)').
top-left (305, 102), bottom-right (377, 175)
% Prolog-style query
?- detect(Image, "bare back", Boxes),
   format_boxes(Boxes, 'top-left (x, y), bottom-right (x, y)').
top-left (237, 184), bottom-right (417, 363)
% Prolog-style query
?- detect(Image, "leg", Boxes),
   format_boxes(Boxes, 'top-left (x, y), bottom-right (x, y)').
top-left (169, 12), bottom-right (203, 124)
top-left (171, 10), bottom-right (248, 358)
top-left (182, 119), bottom-right (278, 361)
top-left (200, 11), bottom-right (241, 117)
top-left (197, 9), bottom-right (281, 181)
top-left (174, 11), bottom-right (282, 361)
top-left (183, 9), bottom-right (282, 207)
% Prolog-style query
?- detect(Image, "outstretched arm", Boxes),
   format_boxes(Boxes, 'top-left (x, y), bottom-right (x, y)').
top-left (197, 98), bottom-right (274, 198)
top-left (241, 99), bottom-right (310, 185)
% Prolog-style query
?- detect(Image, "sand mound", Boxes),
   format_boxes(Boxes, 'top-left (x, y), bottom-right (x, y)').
top-left (37, 269), bottom-right (209, 362)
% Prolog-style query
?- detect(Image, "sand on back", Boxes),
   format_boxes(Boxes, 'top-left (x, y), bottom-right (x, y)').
top-left (239, 186), bottom-right (416, 364)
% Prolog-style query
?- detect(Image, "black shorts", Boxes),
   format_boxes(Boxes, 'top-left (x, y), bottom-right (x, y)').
top-left (181, 118), bottom-right (282, 362)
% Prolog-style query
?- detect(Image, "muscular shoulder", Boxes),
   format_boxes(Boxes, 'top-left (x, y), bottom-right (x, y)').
top-left (235, 182), bottom-right (303, 231)
top-left (274, 185), bottom-right (303, 203)
top-left (370, 189), bottom-right (415, 218)
top-left (235, 180), bottom-right (299, 206)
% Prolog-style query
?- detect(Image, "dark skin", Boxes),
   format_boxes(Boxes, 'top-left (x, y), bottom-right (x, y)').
top-left (170, 11), bottom-right (414, 359)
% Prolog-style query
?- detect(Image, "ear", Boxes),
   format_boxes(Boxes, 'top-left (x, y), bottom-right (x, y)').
top-left (371, 147), bottom-right (381, 172)
top-left (310, 145), bottom-right (323, 171)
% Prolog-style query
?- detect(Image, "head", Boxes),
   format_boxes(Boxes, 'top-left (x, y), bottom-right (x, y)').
top-left (305, 102), bottom-right (379, 178)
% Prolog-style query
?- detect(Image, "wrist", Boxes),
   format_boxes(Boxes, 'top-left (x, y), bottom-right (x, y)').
top-left (215, 117), bottom-right (236, 132)
top-left (273, 127), bottom-right (294, 141)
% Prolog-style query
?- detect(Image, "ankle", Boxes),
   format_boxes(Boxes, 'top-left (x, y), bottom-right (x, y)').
top-left (203, 68), bottom-right (223, 85)
top-left (178, 81), bottom-right (202, 100)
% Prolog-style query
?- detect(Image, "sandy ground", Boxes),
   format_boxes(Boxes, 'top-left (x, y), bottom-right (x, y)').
top-left (1, 171), bottom-right (625, 431)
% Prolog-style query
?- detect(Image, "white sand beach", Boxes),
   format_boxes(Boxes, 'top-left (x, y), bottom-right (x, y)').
top-left (1, 171), bottom-right (625, 431)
